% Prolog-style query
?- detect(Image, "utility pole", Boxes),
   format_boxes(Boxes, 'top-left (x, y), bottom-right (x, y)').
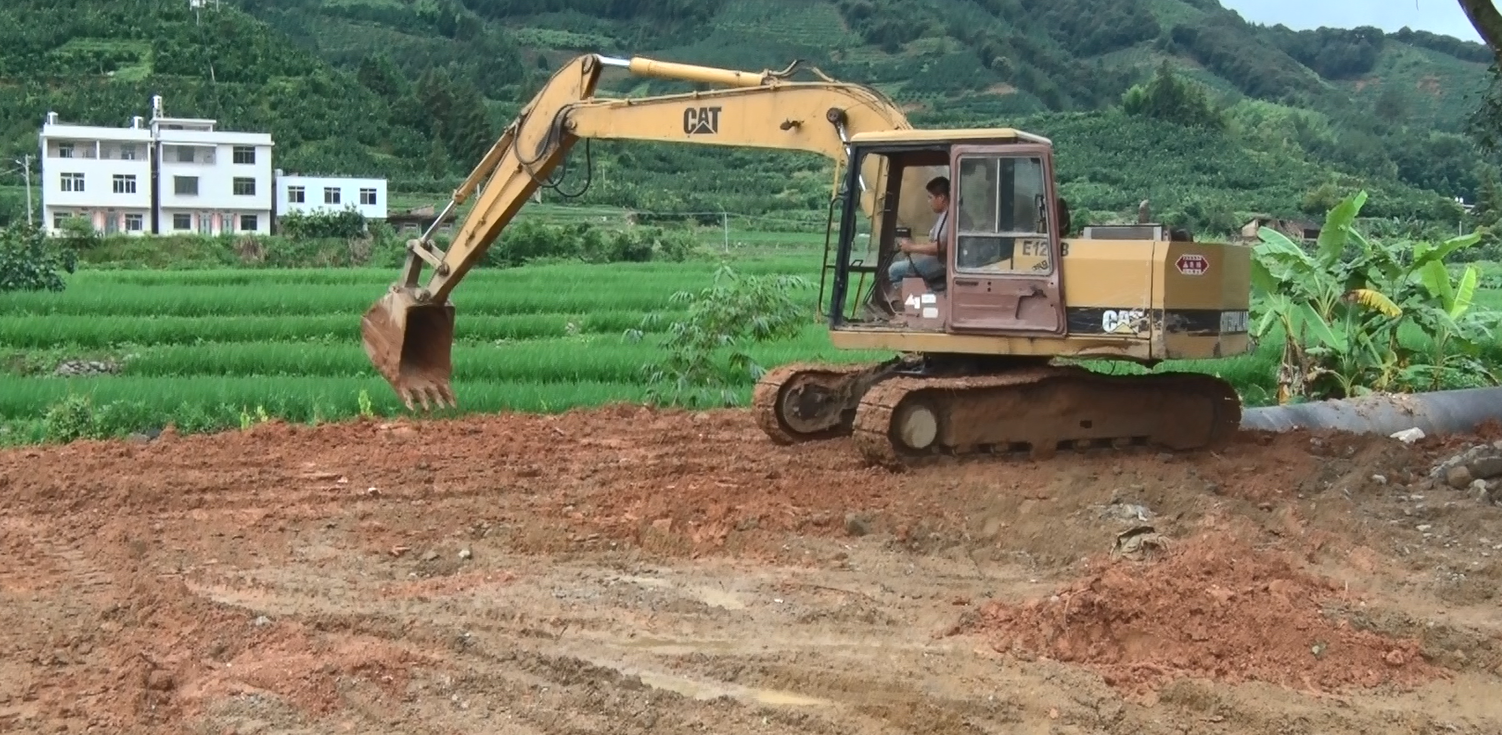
top-left (17, 155), bottom-right (33, 227)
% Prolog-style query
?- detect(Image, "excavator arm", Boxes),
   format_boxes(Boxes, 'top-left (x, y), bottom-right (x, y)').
top-left (361, 53), bottom-right (915, 409)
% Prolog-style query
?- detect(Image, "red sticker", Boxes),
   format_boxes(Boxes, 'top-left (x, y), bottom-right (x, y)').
top-left (1176, 254), bottom-right (1208, 276)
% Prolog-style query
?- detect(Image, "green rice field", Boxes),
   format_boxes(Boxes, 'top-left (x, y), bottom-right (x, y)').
top-left (1, 251), bottom-right (1496, 445)
top-left (0, 254), bottom-right (876, 443)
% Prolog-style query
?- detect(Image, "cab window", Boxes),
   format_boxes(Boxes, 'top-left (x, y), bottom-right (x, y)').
top-left (954, 155), bottom-right (1052, 274)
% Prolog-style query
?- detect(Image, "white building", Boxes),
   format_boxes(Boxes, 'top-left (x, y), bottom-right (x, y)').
top-left (38, 96), bottom-right (275, 236)
top-left (275, 173), bottom-right (387, 221)
top-left (38, 116), bottom-right (153, 235)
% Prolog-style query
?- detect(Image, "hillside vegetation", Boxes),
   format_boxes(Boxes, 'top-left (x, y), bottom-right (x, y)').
top-left (0, 0), bottom-right (1498, 236)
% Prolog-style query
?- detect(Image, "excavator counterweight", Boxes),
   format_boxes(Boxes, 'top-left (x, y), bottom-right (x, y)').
top-left (362, 52), bottom-right (1254, 465)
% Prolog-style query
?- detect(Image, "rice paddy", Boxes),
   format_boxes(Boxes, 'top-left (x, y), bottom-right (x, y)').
top-left (1, 248), bottom-right (1493, 445)
top-left (0, 254), bottom-right (881, 443)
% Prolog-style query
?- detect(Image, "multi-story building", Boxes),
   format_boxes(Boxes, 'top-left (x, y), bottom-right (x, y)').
top-left (39, 96), bottom-right (275, 236)
top-left (275, 173), bottom-right (388, 221)
top-left (38, 115), bottom-right (153, 235)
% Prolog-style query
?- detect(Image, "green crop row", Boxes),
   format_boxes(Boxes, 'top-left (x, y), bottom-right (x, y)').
top-left (0, 265), bottom-right (831, 318)
top-left (0, 283), bottom-right (677, 317)
top-left (45, 256), bottom-right (824, 287)
top-left (0, 311), bottom-right (685, 348)
top-left (115, 330), bottom-right (876, 382)
top-left (0, 375), bottom-right (665, 446)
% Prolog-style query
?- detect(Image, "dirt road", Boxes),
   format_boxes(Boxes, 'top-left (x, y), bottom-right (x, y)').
top-left (2, 405), bottom-right (1501, 734)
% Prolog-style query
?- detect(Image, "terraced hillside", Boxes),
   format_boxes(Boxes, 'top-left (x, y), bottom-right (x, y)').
top-left (0, 0), bottom-right (1497, 232)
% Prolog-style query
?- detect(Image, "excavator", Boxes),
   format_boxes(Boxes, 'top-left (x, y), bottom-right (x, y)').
top-left (360, 53), bottom-right (1252, 466)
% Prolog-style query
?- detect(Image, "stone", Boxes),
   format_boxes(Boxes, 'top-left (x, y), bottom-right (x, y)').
top-left (844, 513), bottom-right (871, 537)
top-left (1391, 428), bottom-right (1425, 444)
top-left (1471, 480), bottom-right (1492, 502)
top-left (1467, 456), bottom-right (1502, 481)
top-left (146, 670), bottom-right (175, 691)
top-left (1447, 465), bottom-right (1474, 489)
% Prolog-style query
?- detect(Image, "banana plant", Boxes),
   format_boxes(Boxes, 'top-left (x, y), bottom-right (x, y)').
top-left (1404, 255), bottom-right (1498, 391)
top-left (1250, 191), bottom-right (1400, 402)
top-left (1250, 189), bottom-right (1498, 402)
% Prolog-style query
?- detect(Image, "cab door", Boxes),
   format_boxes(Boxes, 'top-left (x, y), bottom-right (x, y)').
top-left (945, 143), bottom-right (1065, 334)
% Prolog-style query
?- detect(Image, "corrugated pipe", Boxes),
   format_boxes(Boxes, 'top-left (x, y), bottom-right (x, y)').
top-left (1240, 386), bottom-right (1502, 437)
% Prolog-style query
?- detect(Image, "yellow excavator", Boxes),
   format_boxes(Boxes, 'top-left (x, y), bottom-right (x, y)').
top-left (361, 53), bottom-right (1251, 466)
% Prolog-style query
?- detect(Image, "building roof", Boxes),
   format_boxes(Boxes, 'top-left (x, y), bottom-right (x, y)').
top-left (41, 122), bottom-right (152, 141)
top-left (848, 128), bottom-right (1052, 146)
top-left (155, 128), bottom-right (273, 146)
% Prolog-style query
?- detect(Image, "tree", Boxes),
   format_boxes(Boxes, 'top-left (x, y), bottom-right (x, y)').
top-left (1120, 62), bottom-right (1226, 130)
top-left (1460, 1), bottom-right (1502, 153)
top-left (1458, 0), bottom-right (1502, 57)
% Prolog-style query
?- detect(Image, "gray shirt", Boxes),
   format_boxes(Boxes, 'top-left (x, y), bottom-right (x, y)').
top-left (929, 210), bottom-right (948, 249)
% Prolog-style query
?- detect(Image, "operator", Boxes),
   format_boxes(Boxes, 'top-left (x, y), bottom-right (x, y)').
top-left (886, 176), bottom-right (950, 288)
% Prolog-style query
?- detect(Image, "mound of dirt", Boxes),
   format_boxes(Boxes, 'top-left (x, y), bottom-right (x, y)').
top-left (958, 532), bottom-right (1444, 694)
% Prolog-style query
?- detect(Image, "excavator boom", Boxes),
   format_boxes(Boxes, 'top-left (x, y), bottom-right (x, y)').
top-left (361, 53), bottom-right (912, 408)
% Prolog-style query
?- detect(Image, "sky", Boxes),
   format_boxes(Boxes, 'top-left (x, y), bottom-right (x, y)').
top-left (1219, 0), bottom-right (1484, 42)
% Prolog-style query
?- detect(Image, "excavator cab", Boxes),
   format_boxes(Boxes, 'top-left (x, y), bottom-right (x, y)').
top-left (823, 130), bottom-right (1067, 338)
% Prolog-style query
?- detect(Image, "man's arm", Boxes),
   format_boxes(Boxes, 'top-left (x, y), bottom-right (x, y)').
top-left (899, 238), bottom-right (940, 256)
top-left (899, 213), bottom-right (946, 256)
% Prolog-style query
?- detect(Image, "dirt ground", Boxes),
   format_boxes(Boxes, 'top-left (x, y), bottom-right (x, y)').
top-left (3, 404), bottom-right (1502, 734)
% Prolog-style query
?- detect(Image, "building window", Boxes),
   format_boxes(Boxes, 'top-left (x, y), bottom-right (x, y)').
top-left (120, 146), bottom-right (137, 161)
top-left (125, 214), bottom-right (143, 231)
top-left (233, 178), bottom-right (255, 196)
top-left (324, 187), bottom-right (341, 205)
top-left (173, 213), bottom-right (192, 230)
top-left (240, 214), bottom-right (258, 232)
top-left (60, 173), bottom-right (84, 192)
top-left (287, 186), bottom-right (305, 203)
top-left (176, 146), bottom-right (194, 163)
top-left (53, 212), bottom-right (69, 229)
top-left (360, 188), bottom-right (378, 206)
top-left (113, 174), bottom-right (137, 194)
top-left (233, 146), bottom-right (256, 164)
top-left (175, 176), bottom-right (198, 195)
top-left (57, 143), bottom-right (74, 158)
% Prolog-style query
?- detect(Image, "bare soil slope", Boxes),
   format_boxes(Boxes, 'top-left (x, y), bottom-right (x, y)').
top-left (2, 405), bottom-right (1501, 734)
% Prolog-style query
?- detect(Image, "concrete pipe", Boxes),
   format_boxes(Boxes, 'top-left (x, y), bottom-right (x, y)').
top-left (1240, 386), bottom-right (1502, 437)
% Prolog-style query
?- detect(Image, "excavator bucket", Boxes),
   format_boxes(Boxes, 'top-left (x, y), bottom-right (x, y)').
top-left (360, 290), bottom-right (457, 410)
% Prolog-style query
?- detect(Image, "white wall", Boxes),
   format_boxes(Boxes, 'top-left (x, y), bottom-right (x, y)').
top-left (277, 175), bottom-right (387, 220)
top-left (155, 130), bottom-right (273, 234)
top-left (39, 124), bottom-right (153, 236)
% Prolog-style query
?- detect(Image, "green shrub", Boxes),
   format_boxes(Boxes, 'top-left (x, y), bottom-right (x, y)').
top-left (278, 207), bottom-right (368, 240)
top-left (0, 223), bottom-right (77, 292)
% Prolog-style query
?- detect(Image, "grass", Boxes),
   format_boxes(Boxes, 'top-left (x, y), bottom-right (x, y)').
top-left (1, 241), bottom-right (1498, 446)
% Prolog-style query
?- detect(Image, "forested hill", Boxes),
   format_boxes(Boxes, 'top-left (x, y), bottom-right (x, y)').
top-left (1, 0), bottom-right (1498, 234)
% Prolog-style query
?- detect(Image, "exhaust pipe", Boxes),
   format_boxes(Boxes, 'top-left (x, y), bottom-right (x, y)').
top-left (1240, 386), bottom-right (1502, 437)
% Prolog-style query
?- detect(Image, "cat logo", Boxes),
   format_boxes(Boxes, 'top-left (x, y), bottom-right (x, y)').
top-left (683, 106), bottom-right (722, 135)
top-left (1101, 308), bottom-right (1146, 334)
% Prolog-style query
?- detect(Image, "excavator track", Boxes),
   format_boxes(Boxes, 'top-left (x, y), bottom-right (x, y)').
top-left (851, 365), bottom-right (1242, 468)
top-left (753, 360), bottom-right (904, 445)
